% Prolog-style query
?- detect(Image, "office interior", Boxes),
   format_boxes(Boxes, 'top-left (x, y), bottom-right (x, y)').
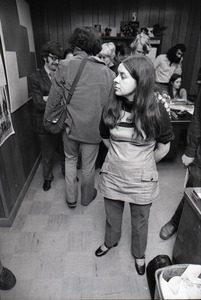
top-left (0, 0), bottom-right (200, 299)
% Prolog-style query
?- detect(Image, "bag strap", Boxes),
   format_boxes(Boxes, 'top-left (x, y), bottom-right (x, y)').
top-left (66, 55), bottom-right (88, 104)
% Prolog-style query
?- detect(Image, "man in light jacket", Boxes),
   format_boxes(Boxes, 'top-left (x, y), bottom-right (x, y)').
top-left (45, 27), bottom-right (115, 208)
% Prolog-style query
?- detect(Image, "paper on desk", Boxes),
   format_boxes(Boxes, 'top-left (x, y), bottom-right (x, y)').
top-left (169, 103), bottom-right (194, 115)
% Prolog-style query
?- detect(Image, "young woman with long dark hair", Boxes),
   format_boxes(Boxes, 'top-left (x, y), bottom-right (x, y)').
top-left (168, 73), bottom-right (187, 100)
top-left (95, 55), bottom-right (174, 275)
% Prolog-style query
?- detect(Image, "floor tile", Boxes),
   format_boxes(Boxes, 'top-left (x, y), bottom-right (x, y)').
top-left (0, 146), bottom-right (186, 299)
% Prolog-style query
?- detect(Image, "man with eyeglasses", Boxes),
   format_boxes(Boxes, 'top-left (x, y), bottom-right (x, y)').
top-left (154, 43), bottom-right (186, 95)
top-left (28, 41), bottom-right (65, 191)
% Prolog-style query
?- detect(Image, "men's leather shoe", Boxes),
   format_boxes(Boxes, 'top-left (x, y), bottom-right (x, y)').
top-left (159, 221), bottom-right (177, 240)
top-left (0, 267), bottom-right (16, 290)
top-left (43, 180), bottom-right (51, 191)
top-left (135, 258), bottom-right (145, 275)
top-left (95, 242), bottom-right (118, 257)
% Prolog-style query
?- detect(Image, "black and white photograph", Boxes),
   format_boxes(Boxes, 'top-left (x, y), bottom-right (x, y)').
top-left (0, 0), bottom-right (200, 299)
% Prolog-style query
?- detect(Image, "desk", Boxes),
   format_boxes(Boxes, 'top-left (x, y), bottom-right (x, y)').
top-left (165, 112), bottom-right (192, 159)
top-left (172, 188), bottom-right (201, 264)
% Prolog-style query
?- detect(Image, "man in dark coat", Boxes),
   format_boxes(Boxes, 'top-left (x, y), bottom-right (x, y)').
top-left (160, 92), bottom-right (201, 239)
top-left (28, 41), bottom-right (64, 191)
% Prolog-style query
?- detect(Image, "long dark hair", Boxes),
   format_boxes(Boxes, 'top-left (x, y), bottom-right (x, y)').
top-left (103, 55), bottom-right (161, 140)
top-left (166, 44), bottom-right (186, 65)
top-left (168, 74), bottom-right (182, 99)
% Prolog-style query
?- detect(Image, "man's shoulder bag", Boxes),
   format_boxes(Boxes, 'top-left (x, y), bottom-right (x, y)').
top-left (44, 55), bottom-right (88, 134)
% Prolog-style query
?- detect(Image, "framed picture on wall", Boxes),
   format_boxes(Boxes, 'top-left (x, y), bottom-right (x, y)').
top-left (120, 21), bottom-right (139, 37)
top-left (0, 37), bottom-right (15, 146)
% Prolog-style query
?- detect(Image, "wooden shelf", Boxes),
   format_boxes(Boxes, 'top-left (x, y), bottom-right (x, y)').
top-left (102, 36), bottom-right (163, 58)
top-left (102, 36), bottom-right (162, 43)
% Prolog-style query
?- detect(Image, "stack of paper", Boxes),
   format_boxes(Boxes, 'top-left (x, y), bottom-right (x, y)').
top-left (160, 264), bottom-right (201, 299)
top-left (169, 100), bottom-right (195, 115)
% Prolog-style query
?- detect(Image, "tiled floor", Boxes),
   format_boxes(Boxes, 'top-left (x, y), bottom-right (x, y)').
top-left (0, 147), bottom-right (186, 299)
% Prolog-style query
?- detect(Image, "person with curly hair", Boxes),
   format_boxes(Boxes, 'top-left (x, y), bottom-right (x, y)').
top-left (154, 43), bottom-right (186, 94)
top-left (45, 27), bottom-right (115, 208)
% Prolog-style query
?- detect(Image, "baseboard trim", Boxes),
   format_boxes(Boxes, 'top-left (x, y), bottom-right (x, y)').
top-left (0, 154), bottom-right (41, 227)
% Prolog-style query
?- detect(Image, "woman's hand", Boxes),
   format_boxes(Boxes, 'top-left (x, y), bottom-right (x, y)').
top-left (43, 96), bottom-right (48, 102)
top-left (154, 142), bottom-right (170, 163)
top-left (179, 56), bottom-right (183, 64)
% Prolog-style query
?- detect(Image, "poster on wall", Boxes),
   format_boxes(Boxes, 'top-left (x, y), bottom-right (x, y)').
top-left (0, 46), bottom-right (15, 146)
top-left (0, 86), bottom-right (14, 146)
top-left (0, 53), bottom-right (6, 86)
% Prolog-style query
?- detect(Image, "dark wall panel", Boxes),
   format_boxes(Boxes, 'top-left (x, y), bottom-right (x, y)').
top-left (0, 0), bottom-right (36, 77)
top-left (29, 0), bottom-right (200, 94)
top-left (0, 0), bottom-right (41, 225)
top-left (0, 101), bottom-right (40, 217)
top-left (0, 194), bottom-right (6, 218)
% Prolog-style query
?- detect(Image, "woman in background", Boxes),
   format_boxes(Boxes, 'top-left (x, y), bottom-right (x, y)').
top-left (95, 55), bottom-right (174, 275)
top-left (168, 74), bottom-right (187, 100)
top-left (130, 32), bottom-right (151, 55)
top-left (98, 42), bottom-right (118, 73)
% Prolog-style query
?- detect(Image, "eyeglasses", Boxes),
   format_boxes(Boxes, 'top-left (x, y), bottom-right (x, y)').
top-left (48, 54), bottom-right (60, 62)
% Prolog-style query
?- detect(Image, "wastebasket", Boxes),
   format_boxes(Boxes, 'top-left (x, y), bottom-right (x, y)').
top-left (154, 264), bottom-right (197, 299)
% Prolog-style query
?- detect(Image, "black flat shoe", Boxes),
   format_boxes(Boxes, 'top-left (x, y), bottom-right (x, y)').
top-left (95, 242), bottom-right (118, 257)
top-left (43, 180), bottom-right (52, 191)
top-left (66, 200), bottom-right (77, 208)
top-left (135, 258), bottom-right (146, 275)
